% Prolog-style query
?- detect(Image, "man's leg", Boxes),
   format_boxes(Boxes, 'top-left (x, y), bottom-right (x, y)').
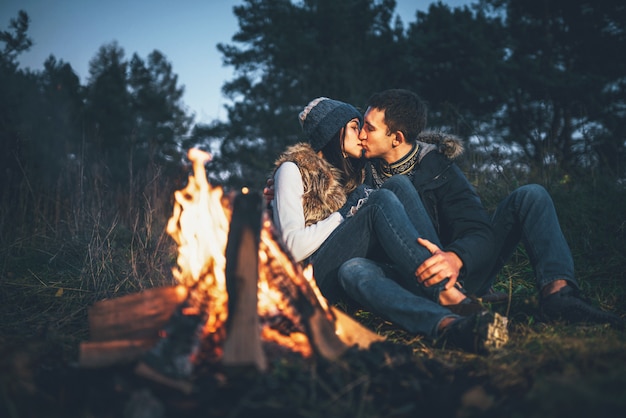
top-left (489, 184), bottom-right (623, 327)
top-left (338, 258), bottom-right (509, 353)
top-left (338, 258), bottom-right (452, 337)
top-left (490, 184), bottom-right (575, 292)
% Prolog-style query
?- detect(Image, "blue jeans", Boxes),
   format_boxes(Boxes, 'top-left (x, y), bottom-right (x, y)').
top-left (310, 175), bottom-right (446, 303)
top-left (467, 184), bottom-right (577, 295)
top-left (339, 258), bottom-right (457, 338)
top-left (338, 183), bottom-right (578, 330)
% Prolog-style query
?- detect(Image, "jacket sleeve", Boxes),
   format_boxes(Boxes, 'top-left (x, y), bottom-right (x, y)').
top-left (428, 161), bottom-right (496, 282)
top-left (272, 162), bottom-right (344, 262)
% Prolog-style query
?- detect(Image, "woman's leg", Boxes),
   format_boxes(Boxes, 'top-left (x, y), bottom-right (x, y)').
top-left (379, 175), bottom-right (440, 244)
top-left (311, 188), bottom-right (448, 303)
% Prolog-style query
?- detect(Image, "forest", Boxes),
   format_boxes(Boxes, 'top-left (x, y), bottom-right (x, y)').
top-left (1, 1), bottom-right (626, 417)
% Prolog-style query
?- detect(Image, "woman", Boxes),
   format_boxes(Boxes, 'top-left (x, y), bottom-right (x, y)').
top-left (272, 98), bottom-right (481, 315)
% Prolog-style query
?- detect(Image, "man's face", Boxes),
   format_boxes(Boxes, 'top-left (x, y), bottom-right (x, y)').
top-left (359, 106), bottom-right (395, 160)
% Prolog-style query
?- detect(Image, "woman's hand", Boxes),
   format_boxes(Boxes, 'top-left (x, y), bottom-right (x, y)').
top-left (263, 177), bottom-right (275, 206)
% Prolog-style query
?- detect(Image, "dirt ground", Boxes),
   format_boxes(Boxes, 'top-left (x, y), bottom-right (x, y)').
top-left (2, 298), bottom-right (626, 418)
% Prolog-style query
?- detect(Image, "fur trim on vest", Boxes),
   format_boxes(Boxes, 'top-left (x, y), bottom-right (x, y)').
top-left (274, 143), bottom-right (347, 226)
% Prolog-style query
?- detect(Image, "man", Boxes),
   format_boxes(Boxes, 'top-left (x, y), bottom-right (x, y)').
top-left (340, 88), bottom-right (623, 329)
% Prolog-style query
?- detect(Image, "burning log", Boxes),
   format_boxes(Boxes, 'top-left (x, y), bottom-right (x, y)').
top-left (86, 286), bottom-right (188, 342)
top-left (331, 307), bottom-right (385, 349)
top-left (134, 300), bottom-right (203, 394)
top-left (79, 286), bottom-right (188, 368)
top-left (257, 221), bottom-right (349, 361)
top-left (80, 339), bottom-right (158, 369)
top-left (221, 190), bottom-right (267, 371)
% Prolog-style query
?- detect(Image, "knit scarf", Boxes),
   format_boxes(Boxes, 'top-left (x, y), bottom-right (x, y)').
top-left (370, 143), bottom-right (420, 188)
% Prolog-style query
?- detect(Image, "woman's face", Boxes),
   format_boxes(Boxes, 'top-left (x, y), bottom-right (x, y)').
top-left (342, 118), bottom-right (363, 158)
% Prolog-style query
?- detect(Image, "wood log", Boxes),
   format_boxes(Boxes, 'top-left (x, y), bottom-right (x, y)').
top-left (87, 286), bottom-right (187, 341)
top-left (331, 307), bottom-right (385, 349)
top-left (259, 222), bottom-right (351, 361)
top-left (79, 338), bottom-right (157, 368)
top-left (304, 305), bottom-right (349, 360)
top-left (131, 301), bottom-right (205, 393)
top-left (222, 192), bottom-right (267, 371)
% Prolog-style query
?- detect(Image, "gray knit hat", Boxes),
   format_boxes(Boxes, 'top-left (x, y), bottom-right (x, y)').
top-left (299, 97), bottom-right (363, 152)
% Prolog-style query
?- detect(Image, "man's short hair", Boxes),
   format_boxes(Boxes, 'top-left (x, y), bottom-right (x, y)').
top-left (367, 89), bottom-right (427, 143)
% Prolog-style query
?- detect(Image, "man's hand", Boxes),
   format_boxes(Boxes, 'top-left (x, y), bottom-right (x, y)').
top-left (415, 237), bottom-right (463, 289)
top-left (263, 177), bottom-right (275, 206)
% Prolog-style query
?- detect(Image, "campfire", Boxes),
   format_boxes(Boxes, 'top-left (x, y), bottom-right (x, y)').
top-left (79, 149), bottom-right (383, 393)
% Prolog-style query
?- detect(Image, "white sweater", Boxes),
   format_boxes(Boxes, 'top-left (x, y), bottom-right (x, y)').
top-left (272, 162), bottom-right (344, 262)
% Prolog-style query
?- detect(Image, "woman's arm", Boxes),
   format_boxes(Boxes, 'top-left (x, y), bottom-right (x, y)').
top-left (272, 162), bottom-right (343, 262)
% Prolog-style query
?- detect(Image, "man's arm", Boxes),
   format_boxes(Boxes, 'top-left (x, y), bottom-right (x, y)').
top-left (437, 164), bottom-right (495, 282)
top-left (414, 160), bottom-right (495, 290)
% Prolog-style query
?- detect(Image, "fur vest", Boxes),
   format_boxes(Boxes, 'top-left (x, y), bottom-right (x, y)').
top-left (274, 143), bottom-right (347, 226)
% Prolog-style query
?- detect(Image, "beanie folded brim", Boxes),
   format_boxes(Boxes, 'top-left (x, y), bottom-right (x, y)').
top-left (306, 102), bottom-right (362, 151)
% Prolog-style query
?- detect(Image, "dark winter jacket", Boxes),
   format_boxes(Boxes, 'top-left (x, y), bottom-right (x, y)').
top-left (364, 132), bottom-right (496, 291)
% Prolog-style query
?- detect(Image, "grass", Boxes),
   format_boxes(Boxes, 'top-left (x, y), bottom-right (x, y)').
top-left (1, 162), bottom-right (625, 417)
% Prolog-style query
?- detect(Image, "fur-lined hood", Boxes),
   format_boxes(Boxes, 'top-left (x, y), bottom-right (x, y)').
top-left (274, 142), bottom-right (347, 226)
top-left (417, 131), bottom-right (464, 160)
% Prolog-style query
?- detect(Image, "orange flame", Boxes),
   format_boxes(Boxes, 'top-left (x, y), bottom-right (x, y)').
top-left (166, 149), bottom-right (230, 337)
top-left (167, 148), bottom-right (344, 359)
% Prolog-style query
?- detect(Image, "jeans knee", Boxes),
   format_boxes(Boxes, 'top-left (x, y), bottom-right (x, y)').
top-left (381, 176), bottom-right (415, 201)
top-left (515, 184), bottom-right (552, 206)
top-left (368, 188), bottom-right (400, 209)
top-left (382, 175), bottom-right (413, 191)
top-left (338, 258), bottom-right (377, 290)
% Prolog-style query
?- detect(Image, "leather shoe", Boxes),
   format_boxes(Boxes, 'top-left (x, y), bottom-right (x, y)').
top-left (479, 286), bottom-right (508, 303)
top-left (446, 296), bottom-right (488, 316)
top-left (435, 311), bottom-right (509, 354)
top-left (540, 285), bottom-right (624, 329)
